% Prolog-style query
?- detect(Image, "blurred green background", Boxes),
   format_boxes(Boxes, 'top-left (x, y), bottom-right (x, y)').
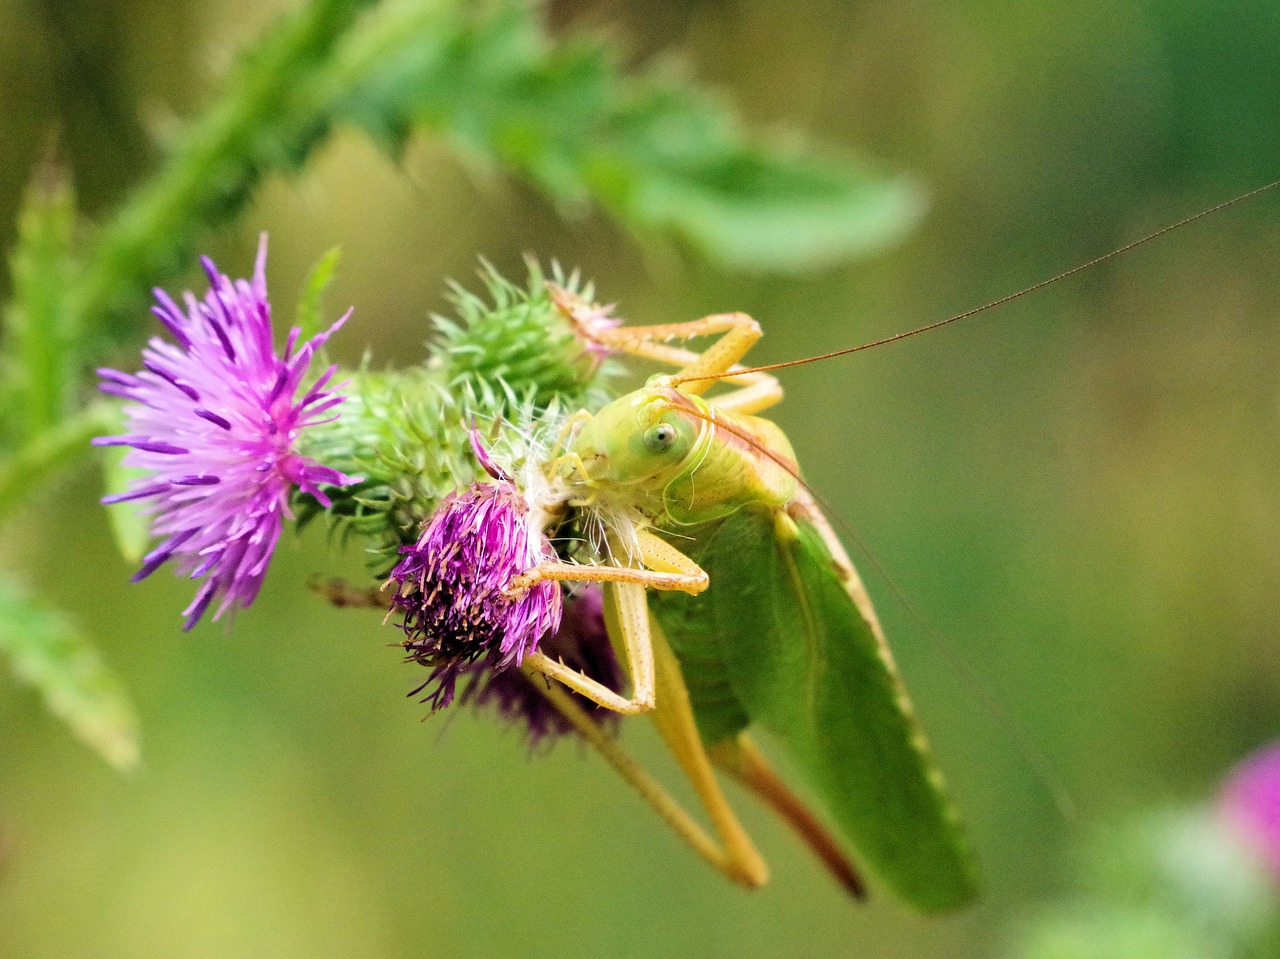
top-left (2, 0), bottom-right (1280, 956)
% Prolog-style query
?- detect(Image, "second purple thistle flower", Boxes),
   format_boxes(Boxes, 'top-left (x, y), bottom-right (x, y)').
top-left (95, 237), bottom-right (357, 629)
top-left (458, 586), bottom-right (623, 746)
top-left (389, 433), bottom-right (623, 742)
top-left (389, 478), bottom-right (563, 710)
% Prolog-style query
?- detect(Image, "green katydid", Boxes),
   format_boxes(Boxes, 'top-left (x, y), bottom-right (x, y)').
top-left (500, 179), bottom-right (1280, 911)
top-left (501, 305), bottom-right (973, 910)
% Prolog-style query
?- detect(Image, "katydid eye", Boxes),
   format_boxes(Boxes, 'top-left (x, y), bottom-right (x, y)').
top-left (644, 423), bottom-right (679, 454)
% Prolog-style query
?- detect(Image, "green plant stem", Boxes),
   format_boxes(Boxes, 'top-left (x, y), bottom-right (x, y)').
top-left (73, 0), bottom-right (379, 349)
top-left (0, 403), bottom-right (117, 527)
top-left (6, 156), bottom-right (77, 442)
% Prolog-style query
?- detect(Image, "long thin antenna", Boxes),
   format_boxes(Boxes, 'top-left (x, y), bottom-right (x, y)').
top-left (680, 179), bottom-right (1280, 383)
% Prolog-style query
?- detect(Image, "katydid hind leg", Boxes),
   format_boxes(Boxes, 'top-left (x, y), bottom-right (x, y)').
top-left (532, 580), bottom-right (769, 888)
top-left (640, 614), bottom-right (769, 889)
top-left (710, 734), bottom-right (867, 900)
top-left (527, 669), bottom-right (745, 882)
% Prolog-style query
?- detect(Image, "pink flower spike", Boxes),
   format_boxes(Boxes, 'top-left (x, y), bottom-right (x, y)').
top-left (1220, 741), bottom-right (1280, 882)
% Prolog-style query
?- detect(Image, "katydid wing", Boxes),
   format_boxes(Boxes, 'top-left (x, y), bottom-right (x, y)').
top-left (653, 499), bottom-right (976, 912)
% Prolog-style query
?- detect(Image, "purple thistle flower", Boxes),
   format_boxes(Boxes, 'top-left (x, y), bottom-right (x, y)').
top-left (390, 479), bottom-right (562, 710)
top-left (1220, 741), bottom-right (1280, 882)
top-left (459, 586), bottom-right (623, 746)
top-left (94, 236), bottom-right (356, 630)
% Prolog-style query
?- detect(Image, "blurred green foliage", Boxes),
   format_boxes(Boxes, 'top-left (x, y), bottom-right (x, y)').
top-left (1012, 810), bottom-right (1280, 959)
top-left (3, 156), bottom-right (78, 443)
top-left (0, 575), bottom-right (138, 772)
top-left (70, 0), bottom-right (917, 350)
top-left (2, 0), bottom-right (1280, 957)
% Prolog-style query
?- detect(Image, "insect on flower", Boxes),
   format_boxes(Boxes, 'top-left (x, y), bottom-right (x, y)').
top-left (103, 182), bottom-right (1280, 912)
top-left (95, 236), bottom-right (357, 628)
top-left (382, 428), bottom-right (624, 744)
top-left (387, 453), bottom-right (563, 710)
top-left (487, 181), bottom-right (1280, 911)
top-left (486, 307), bottom-right (972, 909)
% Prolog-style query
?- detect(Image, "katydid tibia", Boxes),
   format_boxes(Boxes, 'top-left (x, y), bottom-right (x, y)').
top-left (501, 179), bottom-right (1280, 912)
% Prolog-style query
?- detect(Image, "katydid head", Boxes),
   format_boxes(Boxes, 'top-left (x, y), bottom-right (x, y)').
top-left (565, 375), bottom-right (799, 528)
top-left (565, 379), bottom-right (702, 493)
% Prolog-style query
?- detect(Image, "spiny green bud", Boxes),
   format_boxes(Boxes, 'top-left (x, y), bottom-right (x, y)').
top-left (432, 259), bottom-right (620, 412)
top-left (297, 261), bottom-right (621, 575)
top-left (296, 368), bottom-right (479, 574)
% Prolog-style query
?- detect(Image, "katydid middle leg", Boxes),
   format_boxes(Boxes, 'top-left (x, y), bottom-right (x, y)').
top-left (516, 529), bottom-right (708, 715)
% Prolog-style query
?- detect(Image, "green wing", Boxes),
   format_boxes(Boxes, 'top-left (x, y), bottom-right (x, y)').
top-left (651, 562), bottom-right (753, 745)
top-left (655, 504), bottom-right (977, 911)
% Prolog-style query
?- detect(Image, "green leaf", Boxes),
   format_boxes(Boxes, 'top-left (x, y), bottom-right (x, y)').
top-left (3, 150), bottom-right (79, 443)
top-left (101, 447), bottom-right (153, 565)
top-left (612, 142), bottom-right (925, 273)
top-left (294, 245), bottom-right (344, 343)
top-left (586, 76), bottom-right (925, 272)
top-left (326, 2), bottom-right (923, 272)
top-left (659, 504), bottom-right (976, 911)
top-left (0, 574), bottom-right (139, 771)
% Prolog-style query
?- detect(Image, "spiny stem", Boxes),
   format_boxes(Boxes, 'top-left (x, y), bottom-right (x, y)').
top-left (0, 403), bottom-right (118, 528)
top-left (73, 0), bottom-right (378, 348)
